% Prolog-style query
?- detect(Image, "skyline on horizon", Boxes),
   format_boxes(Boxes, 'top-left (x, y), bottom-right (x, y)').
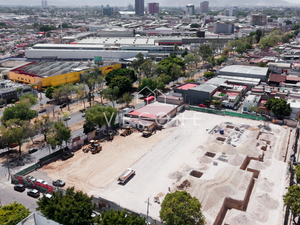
top-left (0, 0), bottom-right (300, 7)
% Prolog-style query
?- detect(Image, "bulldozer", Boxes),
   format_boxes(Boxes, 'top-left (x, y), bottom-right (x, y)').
top-left (142, 123), bottom-right (156, 137)
top-left (120, 126), bottom-right (133, 137)
top-left (82, 140), bottom-right (102, 154)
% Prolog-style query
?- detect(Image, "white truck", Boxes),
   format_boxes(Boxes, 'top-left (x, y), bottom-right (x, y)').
top-left (118, 168), bottom-right (135, 184)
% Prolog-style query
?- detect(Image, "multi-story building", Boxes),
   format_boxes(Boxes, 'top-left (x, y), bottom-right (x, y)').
top-left (148, 3), bottom-right (159, 14)
top-left (200, 1), bottom-right (209, 14)
top-left (213, 23), bottom-right (234, 34)
top-left (103, 6), bottom-right (113, 16)
top-left (225, 7), bottom-right (236, 16)
top-left (251, 14), bottom-right (267, 26)
top-left (186, 4), bottom-right (195, 15)
top-left (135, 0), bottom-right (144, 16)
top-left (41, 0), bottom-right (47, 8)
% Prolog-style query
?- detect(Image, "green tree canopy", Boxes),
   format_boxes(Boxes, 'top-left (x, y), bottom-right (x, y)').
top-left (203, 71), bottom-right (216, 79)
top-left (86, 104), bottom-right (117, 129)
top-left (160, 191), bottom-right (205, 225)
top-left (97, 209), bottom-right (146, 225)
top-left (103, 87), bottom-right (119, 107)
top-left (138, 77), bottom-right (165, 96)
top-left (1, 101), bottom-right (37, 124)
top-left (199, 44), bottom-right (212, 63)
top-left (295, 165), bottom-right (300, 184)
top-left (109, 76), bottom-right (132, 96)
top-left (48, 121), bottom-right (71, 148)
top-left (265, 98), bottom-right (292, 118)
top-left (119, 92), bottom-right (133, 107)
top-left (19, 92), bottom-right (38, 106)
top-left (140, 60), bottom-right (155, 78)
top-left (283, 185), bottom-right (300, 224)
top-left (83, 119), bottom-right (96, 135)
top-left (158, 55), bottom-right (185, 78)
top-left (0, 202), bottom-right (30, 225)
top-left (105, 68), bottom-right (137, 85)
top-left (37, 187), bottom-right (94, 225)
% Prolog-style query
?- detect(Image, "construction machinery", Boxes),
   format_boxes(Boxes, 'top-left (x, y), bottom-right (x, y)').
top-left (120, 126), bottom-right (133, 136)
top-left (142, 123), bottom-right (156, 137)
top-left (82, 140), bottom-right (102, 154)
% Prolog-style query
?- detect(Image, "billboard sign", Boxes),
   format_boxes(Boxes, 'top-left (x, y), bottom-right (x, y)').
top-left (94, 56), bottom-right (102, 63)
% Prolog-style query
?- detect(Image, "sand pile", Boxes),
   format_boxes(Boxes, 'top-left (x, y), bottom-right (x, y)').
top-left (255, 193), bottom-right (279, 209)
top-left (225, 209), bottom-right (256, 225)
top-left (168, 171), bottom-right (185, 181)
top-left (257, 177), bottom-right (274, 192)
top-left (198, 155), bottom-right (212, 164)
top-left (249, 204), bottom-right (269, 223)
top-left (228, 154), bottom-right (245, 166)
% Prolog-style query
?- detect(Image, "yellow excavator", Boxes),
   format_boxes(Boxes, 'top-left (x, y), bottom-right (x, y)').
top-left (120, 126), bottom-right (133, 136)
top-left (82, 140), bottom-right (102, 154)
top-left (142, 123), bottom-right (156, 137)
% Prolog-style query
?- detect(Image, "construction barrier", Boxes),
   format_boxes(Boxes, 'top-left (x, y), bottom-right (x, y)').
top-left (39, 149), bottom-right (64, 165)
top-left (16, 163), bottom-right (39, 176)
top-left (189, 106), bottom-right (267, 121)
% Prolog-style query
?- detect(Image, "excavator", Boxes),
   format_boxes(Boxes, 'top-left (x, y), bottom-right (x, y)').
top-left (82, 140), bottom-right (102, 154)
top-left (120, 126), bottom-right (133, 136)
top-left (142, 123), bottom-right (156, 137)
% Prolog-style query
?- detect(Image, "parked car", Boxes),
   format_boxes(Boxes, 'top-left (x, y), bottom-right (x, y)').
top-left (82, 113), bottom-right (86, 117)
top-left (62, 152), bottom-right (74, 160)
top-left (36, 179), bottom-right (48, 185)
top-left (63, 116), bottom-right (71, 121)
top-left (199, 103), bottom-right (207, 108)
top-left (10, 143), bottom-right (19, 148)
top-left (28, 148), bottom-right (38, 154)
top-left (14, 184), bottom-right (25, 192)
top-left (27, 189), bottom-right (40, 198)
top-left (38, 108), bottom-right (47, 113)
top-left (26, 175), bottom-right (36, 182)
top-left (52, 179), bottom-right (65, 187)
top-left (233, 106), bottom-right (239, 111)
top-left (60, 103), bottom-right (67, 108)
top-left (44, 193), bottom-right (53, 198)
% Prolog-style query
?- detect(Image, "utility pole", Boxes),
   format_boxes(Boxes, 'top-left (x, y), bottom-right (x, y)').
top-left (145, 197), bottom-right (152, 224)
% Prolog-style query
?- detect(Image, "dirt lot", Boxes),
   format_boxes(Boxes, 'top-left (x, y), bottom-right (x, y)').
top-left (40, 111), bottom-right (292, 224)
top-left (42, 130), bottom-right (169, 191)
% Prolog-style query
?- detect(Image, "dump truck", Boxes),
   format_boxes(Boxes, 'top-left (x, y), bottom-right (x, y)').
top-left (118, 168), bottom-right (135, 184)
top-left (142, 123), bottom-right (156, 137)
top-left (120, 126), bottom-right (133, 136)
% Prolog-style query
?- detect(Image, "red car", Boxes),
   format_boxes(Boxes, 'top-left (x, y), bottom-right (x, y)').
top-left (199, 104), bottom-right (207, 108)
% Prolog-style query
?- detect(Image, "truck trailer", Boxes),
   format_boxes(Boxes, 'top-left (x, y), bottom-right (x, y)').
top-left (118, 168), bottom-right (135, 184)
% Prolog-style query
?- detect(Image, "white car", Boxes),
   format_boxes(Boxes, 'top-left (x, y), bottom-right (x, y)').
top-left (36, 179), bottom-right (48, 185)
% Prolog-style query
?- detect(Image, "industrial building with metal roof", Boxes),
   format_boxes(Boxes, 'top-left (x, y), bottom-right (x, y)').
top-left (217, 65), bottom-right (269, 81)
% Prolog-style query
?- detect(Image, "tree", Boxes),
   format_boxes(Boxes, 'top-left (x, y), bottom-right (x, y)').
top-left (62, 84), bottom-right (74, 111)
top-left (295, 165), bottom-right (300, 184)
top-left (199, 44), bottom-right (212, 64)
top-left (34, 115), bottom-right (54, 142)
top-left (236, 45), bottom-right (246, 55)
top-left (1, 101), bottom-right (37, 124)
top-left (83, 120), bottom-right (96, 135)
top-left (52, 87), bottom-right (64, 105)
top-left (255, 29), bottom-right (263, 43)
top-left (247, 105), bottom-right (257, 112)
top-left (265, 98), bottom-right (292, 119)
top-left (0, 202), bottom-right (30, 225)
top-left (283, 185), bottom-right (300, 225)
top-left (170, 63), bottom-right (182, 82)
top-left (140, 60), bottom-right (155, 78)
top-left (105, 68), bottom-right (137, 86)
top-left (37, 187), bottom-right (94, 225)
top-left (119, 92), bottom-right (133, 107)
top-left (138, 77), bottom-right (165, 96)
top-left (160, 191), bottom-right (205, 225)
top-left (131, 52), bottom-right (145, 72)
top-left (85, 104), bottom-right (117, 129)
top-left (222, 48), bottom-right (229, 56)
top-left (184, 53), bottom-right (196, 72)
top-left (19, 93), bottom-right (38, 106)
top-left (109, 76), bottom-right (132, 97)
top-left (103, 87), bottom-right (119, 108)
top-left (203, 71), bottom-right (216, 79)
top-left (97, 209), bottom-right (146, 225)
top-left (51, 121), bottom-right (71, 148)
top-left (258, 61), bottom-right (268, 67)
top-left (1, 119), bottom-right (28, 155)
top-left (76, 83), bottom-right (87, 109)
top-left (190, 23), bottom-right (199, 28)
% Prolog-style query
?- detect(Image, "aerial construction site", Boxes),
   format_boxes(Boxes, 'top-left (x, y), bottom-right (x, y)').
top-left (41, 110), bottom-right (295, 225)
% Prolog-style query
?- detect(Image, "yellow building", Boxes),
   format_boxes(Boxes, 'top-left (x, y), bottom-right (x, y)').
top-left (8, 61), bottom-right (122, 89)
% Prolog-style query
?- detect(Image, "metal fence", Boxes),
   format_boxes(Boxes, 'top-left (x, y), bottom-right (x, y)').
top-left (16, 163), bottom-right (39, 176)
top-left (189, 106), bottom-right (267, 121)
top-left (39, 149), bottom-right (64, 165)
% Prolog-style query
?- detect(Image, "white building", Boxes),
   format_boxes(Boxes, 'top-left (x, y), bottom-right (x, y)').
top-left (278, 17), bottom-right (296, 26)
top-left (242, 94), bottom-right (261, 112)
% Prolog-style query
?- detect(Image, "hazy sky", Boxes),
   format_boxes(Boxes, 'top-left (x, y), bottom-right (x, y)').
top-left (2, 0), bottom-right (299, 7)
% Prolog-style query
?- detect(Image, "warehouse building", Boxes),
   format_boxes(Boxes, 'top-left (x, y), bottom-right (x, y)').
top-left (9, 61), bottom-right (122, 88)
top-left (217, 65), bottom-right (269, 82)
top-left (173, 83), bottom-right (218, 105)
top-left (25, 44), bottom-right (148, 60)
